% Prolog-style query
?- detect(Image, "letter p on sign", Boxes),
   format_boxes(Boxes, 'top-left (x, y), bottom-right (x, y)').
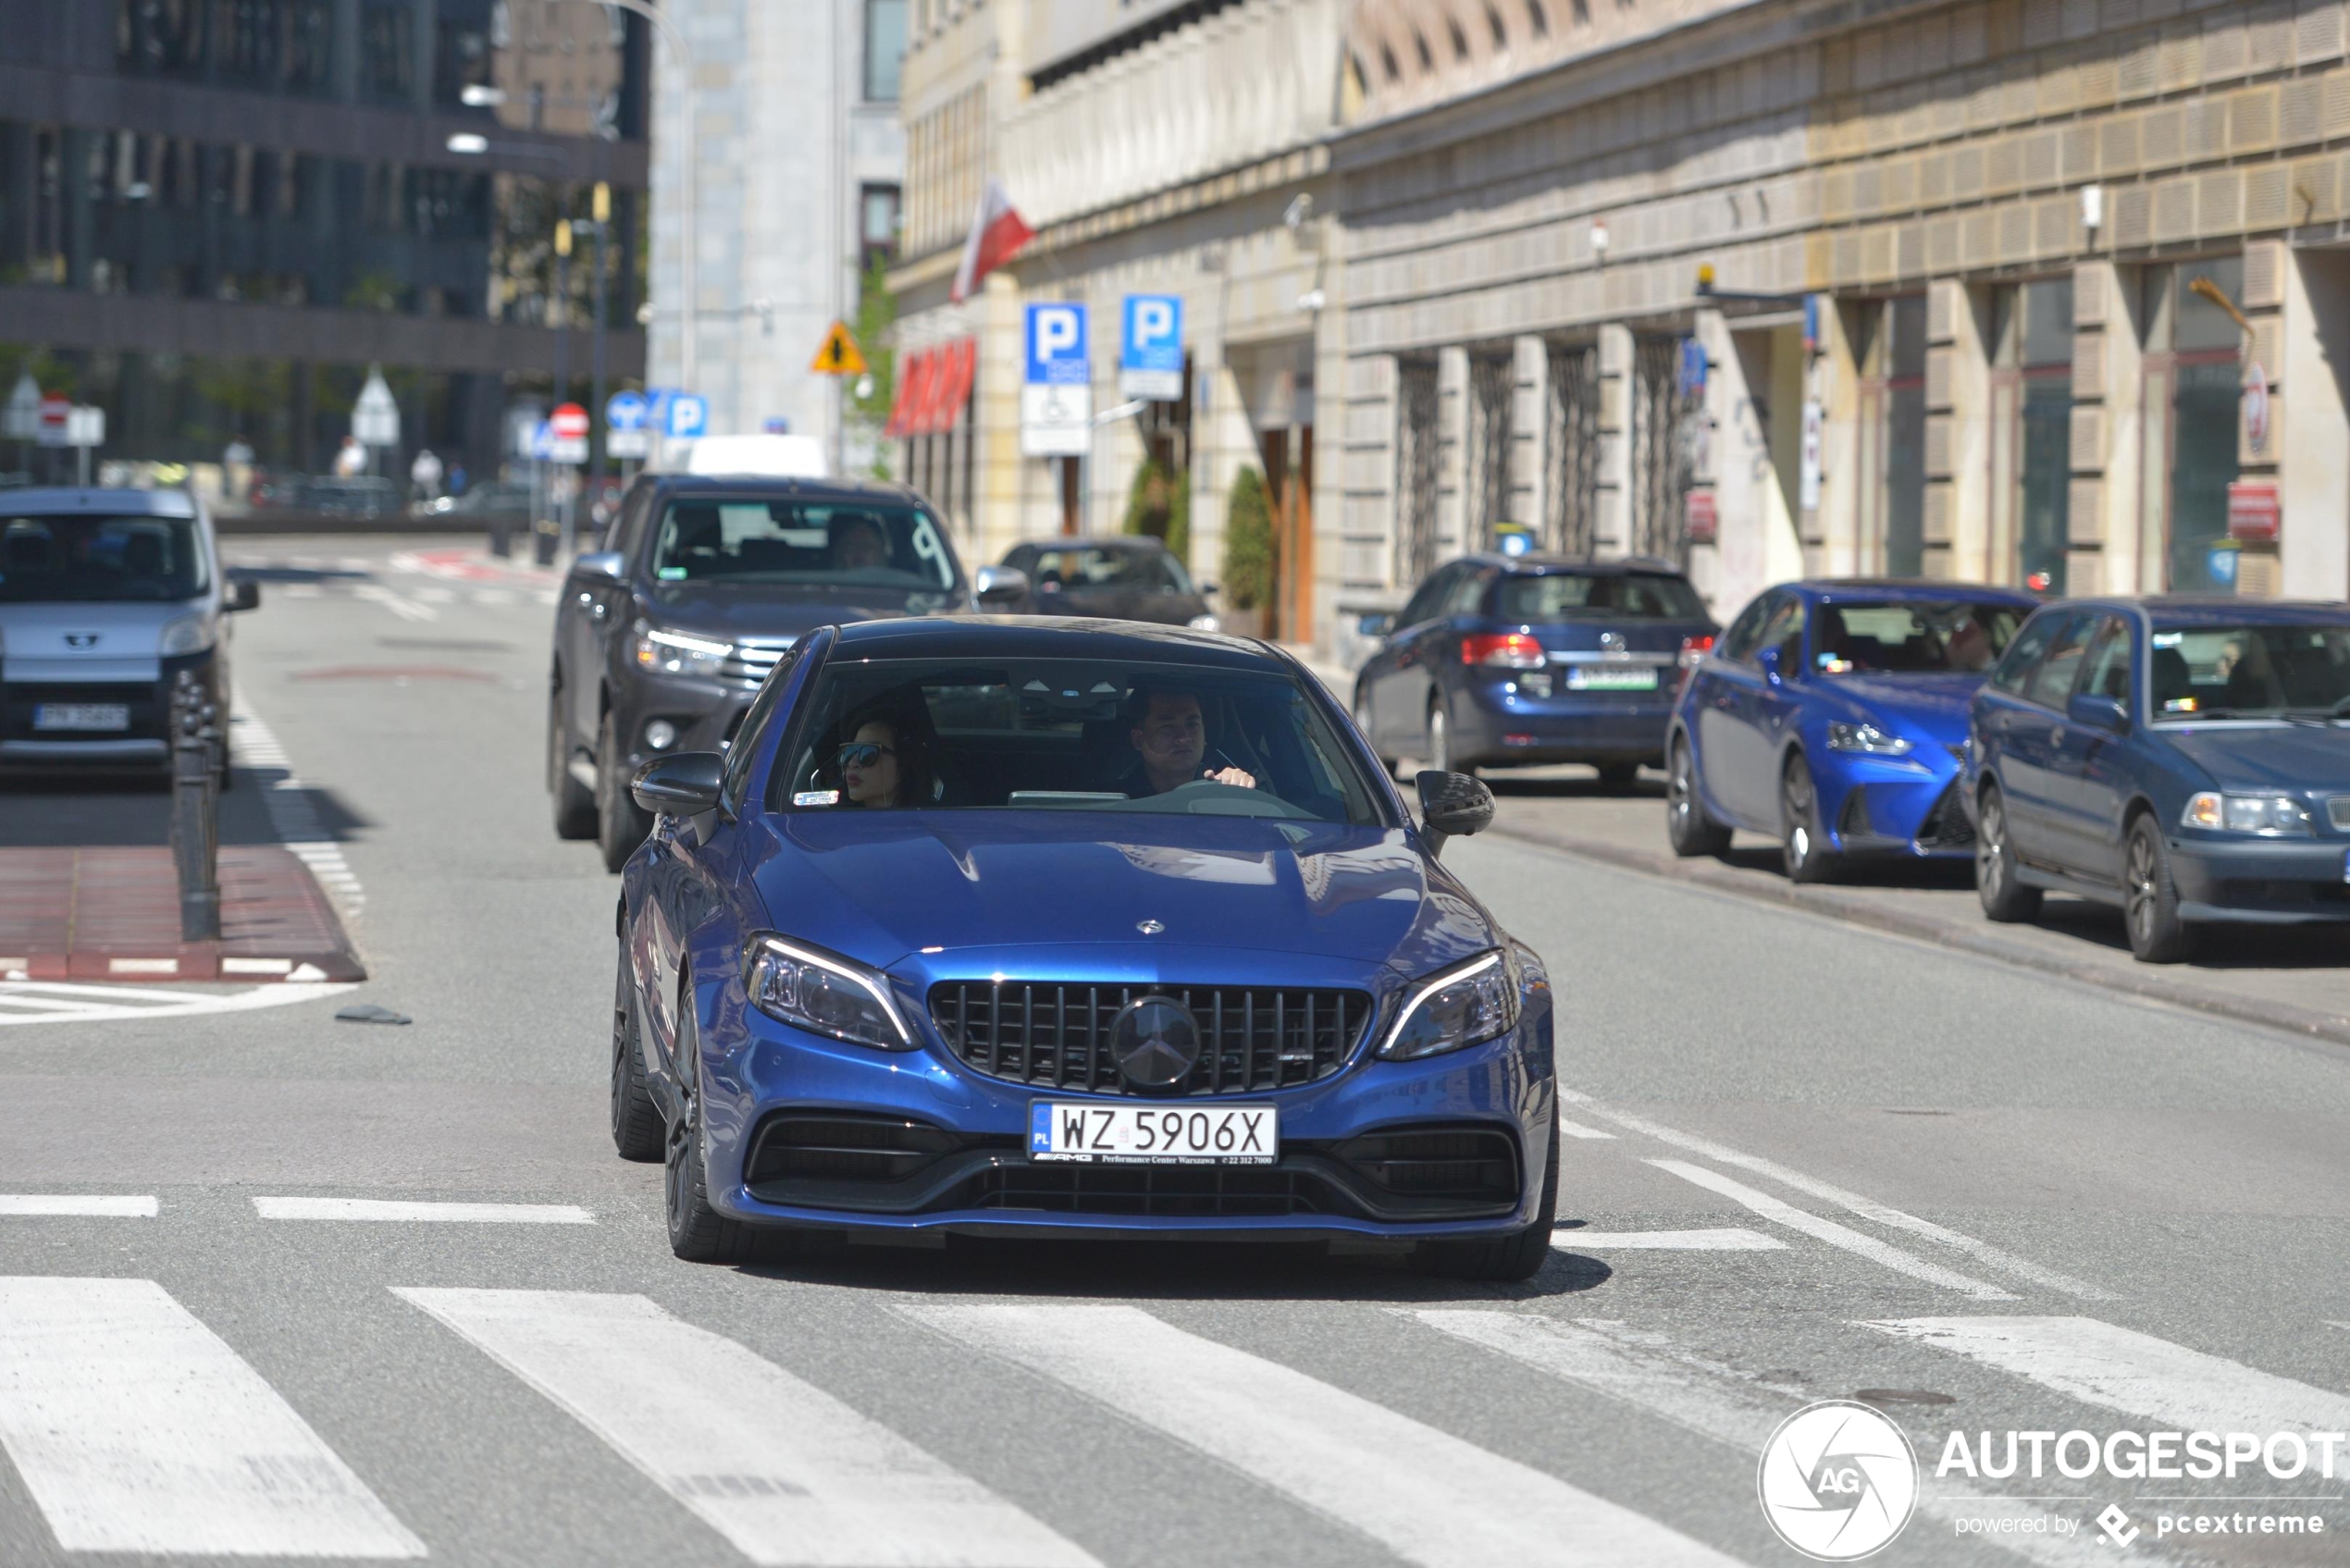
top-left (1026, 303), bottom-right (1089, 386)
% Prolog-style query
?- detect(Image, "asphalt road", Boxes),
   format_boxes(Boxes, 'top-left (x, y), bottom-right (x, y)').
top-left (1, 536), bottom-right (2344, 1567)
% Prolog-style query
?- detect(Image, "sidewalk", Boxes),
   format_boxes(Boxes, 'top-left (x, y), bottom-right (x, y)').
top-left (0, 846), bottom-right (365, 983)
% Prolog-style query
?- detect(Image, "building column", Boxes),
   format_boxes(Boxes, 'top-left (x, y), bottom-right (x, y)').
top-left (1812, 302), bottom-right (1861, 575)
top-left (1925, 280), bottom-right (1991, 582)
top-left (1592, 324), bottom-right (1634, 555)
top-left (2281, 247), bottom-right (2350, 601)
top-left (2070, 261), bottom-right (2144, 594)
top-left (1700, 310), bottom-right (1805, 618)
top-left (2234, 240), bottom-right (2287, 598)
top-left (1508, 335), bottom-right (1547, 534)
top-left (1435, 346), bottom-right (1468, 559)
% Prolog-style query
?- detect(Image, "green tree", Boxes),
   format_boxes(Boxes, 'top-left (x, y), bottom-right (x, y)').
top-left (848, 253), bottom-right (897, 479)
top-left (1222, 464), bottom-right (1276, 611)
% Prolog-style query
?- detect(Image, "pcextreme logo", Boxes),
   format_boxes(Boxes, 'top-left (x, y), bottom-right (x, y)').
top-left (1758, 1401), bottom-right (1922, 1561)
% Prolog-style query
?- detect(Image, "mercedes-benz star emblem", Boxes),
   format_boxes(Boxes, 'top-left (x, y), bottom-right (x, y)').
top-left (64, 634), bottom-right (99, 649)
top-left (1135, 919), bottom-right (1165, 934)
top-left (1107, 994), bottom-right (1200, 1090)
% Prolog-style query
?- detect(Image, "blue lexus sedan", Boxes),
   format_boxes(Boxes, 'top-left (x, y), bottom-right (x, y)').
top-left (1967, 597), bottom-right (2350, 962)
top-left (611, 617), bottom-right (1558, 1278)
top-left (1352, 554), bottom-right (1716, 787)
top-left (1666, 579), bottom-right (2037, 880)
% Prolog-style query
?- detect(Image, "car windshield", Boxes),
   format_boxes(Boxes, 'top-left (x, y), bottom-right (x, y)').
top-left (0, 514), bottom-right (207, 603)
top-left (1030, 547), bottom-right (1193, 595)
top-left (1496, 572), bottom-right (1705, 621)
top-left (2149, 623), bottom-right (2350, 720)
top-left (1812, 600), bottom-right (2022, 674)
top-left (648, 498), bottom-right (958, 595)
top-left (774, 657), bottom-right (1381, 825)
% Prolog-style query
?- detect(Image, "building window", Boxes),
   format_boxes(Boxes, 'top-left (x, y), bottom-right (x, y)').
top-left (2141, 259), bottom-right (2245, 592)
top-left (360, 1), bottom-right (414, 101)
top-left (860, 183), bottom-right (902, 267)
top-left (1992, 279), bottom-right (2074, 594)
top-left (864, 0), bottom-right (907, 101)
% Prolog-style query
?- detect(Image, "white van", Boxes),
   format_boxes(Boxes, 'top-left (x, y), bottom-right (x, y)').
top-left (0, 488), bottom-right (258, 776)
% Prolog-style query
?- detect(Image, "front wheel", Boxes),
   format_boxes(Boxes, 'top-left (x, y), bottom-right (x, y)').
top-left (1416, 1108), bottom-right (1559, 1282)
top-left (2123, 816), bottom-right (2194, 963)
top-left (1778, 752), bottom-right (1837, 883)
top-left (1426, 701), bottom-right (1470, 776)
top-left (663, 1000), bottom-right (756, 1263)
top-left (596, 717), bottom-right (653, 873)
top-left (1665, 735), bottom-right (1732, 858)
top-left (550, 690), bottom-right (597, 840)
top-left (611, 948), bottom-right (662, 1162)
top-left (1973, 785), bottom-right (2043, 922)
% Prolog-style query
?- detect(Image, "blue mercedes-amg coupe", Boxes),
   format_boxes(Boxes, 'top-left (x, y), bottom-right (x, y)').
top-left (611, 617), bottom-right (1557, 1278)
top-left (1665, 579), bottom-right (2038, 881)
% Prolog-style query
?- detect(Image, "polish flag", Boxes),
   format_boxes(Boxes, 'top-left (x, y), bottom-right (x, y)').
top-left (949, 177), bottom-right (1033, 303)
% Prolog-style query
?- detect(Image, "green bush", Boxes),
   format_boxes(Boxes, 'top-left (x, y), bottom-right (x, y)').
top-left (1222, 464), bottom-right (1276, 611)
top-left (1123, 457), bottom-right (1173, 538)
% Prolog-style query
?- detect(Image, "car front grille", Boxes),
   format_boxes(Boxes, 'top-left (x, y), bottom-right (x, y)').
top-left (720, 642), bottom-right (792, 684)
top-left (929, 981), bottom-right (1373, 1097)
top-left (962, 1161), bottom-right (1336, 1217)
top-left (2330, 796), bottom-right (2350, 832)
top-left (1913, 779), bottom-right (1975, 850)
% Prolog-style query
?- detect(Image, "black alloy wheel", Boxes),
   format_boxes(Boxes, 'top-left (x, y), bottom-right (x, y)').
top-left (1973, 784), bottom-right (2043, 923)
top-left (1595, 761), bottom-right (1641, 794)
top-left (663, 997), bottom-right (755, 1263)
top-left (596, 716), bottom-right (653, 873)
top-left (1778, 753), bottom-right (1837, 883)
top-left (550, 689), bottom-right (597, 840)
top-left (1416, 1105), bottom-right (1560, 1282)
top-left (2123, 815), bottom-right (2192, 964)
top-left (611, 947), bottom-right (662, 1162)
top-left (1665, 735), bottom-right (1732, 858)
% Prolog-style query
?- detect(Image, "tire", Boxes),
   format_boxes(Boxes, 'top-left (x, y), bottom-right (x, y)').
top-left (1973, 784), bottom-right (2044, 923)
top-left (550, 690), bottom-right (597, 840)
top-left (1426, 700), bottom-right (1470, 776)
top-left (1595, 761), bottom-right (1640, 793)
top-left (1416, 1106), bottom-right (1560, 1282)
top-left (663, 997), bottom-right (757, 1263)
top-left (2123, 814), bottom-right (2194, 963)
top-left (1354, 694), bottom-right (1398, 780)
top-left (1778, 752), bottom-right (1837, 883)
top-left (1665, 735), bottom-right (1733, 858)
top-left (611, 947), bottom-right (662, 1162)
top-left (596, 716), bottom-right (652, 873)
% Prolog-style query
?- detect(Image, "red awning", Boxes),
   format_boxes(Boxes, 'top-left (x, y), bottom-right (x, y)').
top-left (886, 349), bottom-right (933, 440)
top-left (936, 338), bottom-right (977, 433)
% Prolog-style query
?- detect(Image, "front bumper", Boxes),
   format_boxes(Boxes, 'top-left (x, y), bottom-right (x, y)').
top-left (695, 1006), bottom-right (1555, 1242)
top-left (611, 669), bottom-right (759, 774)
top-left (1454, 673), bottom-right (1674, 767)
top-left (2170, 834), bottom-right (2350, 923)
top-left (1817, 752), bottom-right (1973, 858)
top-left (0, 648), bottom-right (219, 771)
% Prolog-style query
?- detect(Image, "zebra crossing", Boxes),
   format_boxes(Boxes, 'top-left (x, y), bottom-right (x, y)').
top-left (230, 548), bottom-right (562, 619)
top-left (0, 1262), bottom-right (2337, 1564)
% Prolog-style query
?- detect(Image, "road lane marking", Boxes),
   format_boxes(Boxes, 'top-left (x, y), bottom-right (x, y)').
top-left (1407, 1312), bottom-right (2110, 1568)
top-left (256, 1198), bottom-right (594, 1224)
top-left (398, 1289), bottom-right (1096, 1568)
top-left (1861, 1316), bottom-right (2350, 1438)
top-left (905, 1303), bottom-right (1743, 1568)
top-left (1557, 1117), bottom-right (1616, 1139)
top-left (232, 706), bottom-right (365, 919)
top-left (0, 981), bottom-right (356, 1028)
top-left (1562, 1088), bottom-right (2114, 1300)
top-left (352, 583), bottom-right (437, 623)
top-left (0, 1277), bottom-right (426, 1558)
top-left (1648, 1160), bottom-right (2016, 1300)
top-left (1553, 1228), bottom-right (1786, 1251)
top-left (0, 1195), bottom-right (156, 1216)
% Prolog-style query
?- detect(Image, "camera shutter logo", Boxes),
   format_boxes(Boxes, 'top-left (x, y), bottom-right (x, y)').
top-left (1757, 1401), bottom-right (1919, 1561)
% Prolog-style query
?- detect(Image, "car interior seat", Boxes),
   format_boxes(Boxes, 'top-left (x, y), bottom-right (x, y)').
top-left (2150, 647), bottom-right (2194, 710)
top-left (121, 531), bottom-right (167, 578)
top-left (4, 527), bottom-right (55, 571)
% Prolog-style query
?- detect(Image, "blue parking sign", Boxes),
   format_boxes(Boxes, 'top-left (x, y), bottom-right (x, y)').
top-left (665, 392), bottom-right (709, 439)
top-left (1119, 294), bottom-right (1183, 401)
top-left (1025, 303), bottom-right (1089, 387)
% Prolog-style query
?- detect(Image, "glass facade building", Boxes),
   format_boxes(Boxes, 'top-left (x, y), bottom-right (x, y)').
top-left (0, 0), bottom-right (648, 487)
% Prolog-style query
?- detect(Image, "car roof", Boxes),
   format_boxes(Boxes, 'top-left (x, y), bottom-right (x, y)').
top-left (640, 473), bottom-right (923, 506)
top-left (1794, 578), bottom-right (2040, 605)
top-left (1, 488), bottom-right (197, 518)
top-left (829, 615), bottom-right (1287, 670)
top-left (1455, 552), bottom-right (1688, 576)
top-left (1011, 537), bottom-right (1167, 552)
top-left (2053, 596), bottom-right (2350, 625)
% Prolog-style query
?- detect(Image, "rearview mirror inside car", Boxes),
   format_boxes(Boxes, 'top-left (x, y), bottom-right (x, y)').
top-left (631, 751), bottom-right (724, 818)
top-left (973, 564), bottom-right (1030, 609)
top-left (1415, 770), bottom-right (1495, 858)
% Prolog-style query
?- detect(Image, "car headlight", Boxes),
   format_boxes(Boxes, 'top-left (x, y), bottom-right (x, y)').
top-left (1826, 721), bottom-right (1912, 756)
top-left (1186, 612), bottom-right (1221, 632)
top-left (1378, 950), bottom-right (1522, 1061)
top-left (741, 934), bottom-right (913, 1050)
top-left (159, 613), bottom-right (212, 657)
top-left (2181, 791), bottom-right (2314, 836)
top-left (632, 621), bottom-right (732, 677)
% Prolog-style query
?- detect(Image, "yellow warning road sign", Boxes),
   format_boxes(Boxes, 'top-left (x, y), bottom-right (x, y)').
top-left (810, 321), bottom-right (868, 376)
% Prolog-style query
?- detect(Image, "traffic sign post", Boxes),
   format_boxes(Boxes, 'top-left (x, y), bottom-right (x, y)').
top-left (3, 373), bottom-right (40, 446)
top-left (1119, 295), bottom-right (1184, 401)
top-left (606, 389), bottom-right (650, 461)
top-left (352, 364), bottom-right (401, 473)
top-left (37, 391), bottom-right (70, 449)
top-left (664, 393), bottom-right (709, 441)
top-left (1021, 302), bottom-right (1092, 458)
top-left (810, 322), bottom-right (867, 377)
top-left (65, 406), bottom-right (105, 488)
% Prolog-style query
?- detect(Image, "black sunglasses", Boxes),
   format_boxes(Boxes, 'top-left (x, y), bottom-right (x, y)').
top-left (836, 742), bottom-right (897, 769)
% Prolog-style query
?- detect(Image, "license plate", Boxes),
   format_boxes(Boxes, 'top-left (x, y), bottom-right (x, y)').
top-left (1567, 666), bottom-right (1659, 692)
top-left (32, 703), bottom-right (130, 732)
top-left (1030, 1102), bottom-right (1278, 1165)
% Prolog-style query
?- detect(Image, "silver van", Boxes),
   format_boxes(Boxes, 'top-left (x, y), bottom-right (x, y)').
top-left (0, 488), bottom-right (259, 776)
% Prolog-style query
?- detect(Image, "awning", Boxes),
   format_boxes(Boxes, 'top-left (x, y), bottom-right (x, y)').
top-left (887, 338), bottom-right (977, 439)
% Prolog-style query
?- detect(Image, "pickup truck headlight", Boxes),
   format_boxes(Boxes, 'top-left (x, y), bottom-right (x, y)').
top-left (2181, 791), bottom-right (2314, 836)
top-left (1378, 950), bottom-right (1522, 1061)
top-left (159, 613), bottom-right (212, 656)
top-left (742, 934), bottom-right (913, 1050)
top-left (1826, 721), bottom-right (1912, 756)
top-left (632, 621), bottom-right (732, 678)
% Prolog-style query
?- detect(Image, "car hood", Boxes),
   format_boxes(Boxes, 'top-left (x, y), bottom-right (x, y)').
top-left (1812, 672), bottom-right (1983, 742)
top-left (638, 580), bottom-right (962, 642)
top-left (746, 811), bottom-right (1500, 982)
top-left (2158, 723), bottom-right (2350, 791)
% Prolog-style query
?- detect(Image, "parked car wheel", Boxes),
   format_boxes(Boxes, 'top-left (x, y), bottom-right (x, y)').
top-left (596, 716), bottom-right (652, 873)
top-left (1779, 752), bottom-right (1837, 883)
top-left (2123, 814), bottom-right (2193, 963)
top-left (1416, 1106), bottom-right (1558, 1282)
top-left (1353, 694), bottom-right (1397, 780)
top-left (663, 997), bottom-right (754, 1263)
top-left (611, 950), bottom-right (663, 1163)
top-left (1973, 784), bottom-right (2043, 923)
top-left (550, 691), bottom-right (597, 840)
top-left (1426, 700), bottom-right (1469, 776)
top-left (1665, 735), bottom-right (1733, 858)
top-left (1595, 761), bottom-right (1640, 793)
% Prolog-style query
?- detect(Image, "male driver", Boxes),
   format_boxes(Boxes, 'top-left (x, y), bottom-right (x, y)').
top-left (828, 514), bottom-right (890, 572)
top-left (1122, 687), bottom-right (1257, 796)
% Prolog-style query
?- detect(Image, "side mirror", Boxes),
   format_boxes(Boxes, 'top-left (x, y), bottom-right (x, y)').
top-left (224, 579), bottom-right (261, 613)
top-left (1758, 644), bottom-right (1786, 685)
top-left (631, 751), bottom-right (724, 817)
top-left (1358, 612), bottom-right (1397, 639)
top-left (1195, 580), bottom-right (1220, 598)
top-left (2067, 691), bottom-right (2129, 734)
top-left (572, 550), bottom-right (626, 582)
top-left (973, 564), bottom-right (1030, 610)
top-left (1415, 769), bottom-right (1495, 858)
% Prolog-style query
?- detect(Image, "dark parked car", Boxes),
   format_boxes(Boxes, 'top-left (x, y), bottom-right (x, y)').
top-left (1351, 555), bottom-right (1716, 786)
top-left (1966, 597), bottom-right (2350, 962)
top-left (421, 480), bottom-right (533, 526)
top-left (1666, 580), bottom-right (2035, 880)
top-left (995, 537), bottom-right (1216, 628)
top-left (547, 473), bottom-right (1019, 870)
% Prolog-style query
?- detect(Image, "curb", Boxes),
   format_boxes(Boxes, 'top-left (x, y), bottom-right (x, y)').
top-left (1489, 818), bottom-right (2350, 1050)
